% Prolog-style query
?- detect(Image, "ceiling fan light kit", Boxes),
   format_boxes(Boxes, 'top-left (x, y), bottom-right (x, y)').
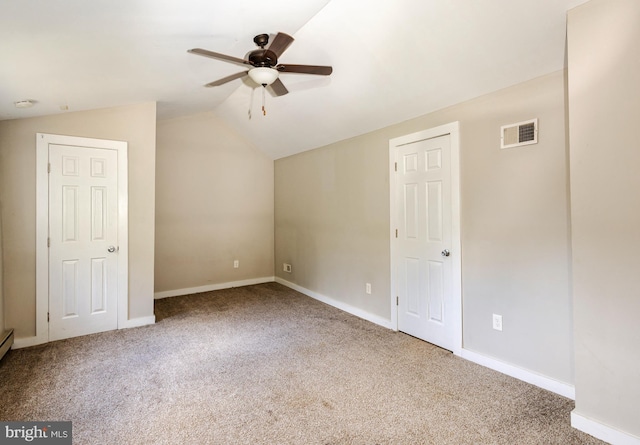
top-left (188, 32), bottom-right (332, 98)
top-left (248, 67), bottom-right (279, 86)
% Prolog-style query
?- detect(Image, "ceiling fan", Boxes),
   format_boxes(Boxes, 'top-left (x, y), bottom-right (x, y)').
top-left (188, 32), bottom-right (333, 96)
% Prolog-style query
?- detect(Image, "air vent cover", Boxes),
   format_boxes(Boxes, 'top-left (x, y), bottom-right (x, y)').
top-left (501, 119), bottom-right (538, 149)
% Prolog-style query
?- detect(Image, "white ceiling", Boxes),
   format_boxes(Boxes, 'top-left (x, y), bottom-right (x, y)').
top-left (1, 0), bottom-right (587, 159)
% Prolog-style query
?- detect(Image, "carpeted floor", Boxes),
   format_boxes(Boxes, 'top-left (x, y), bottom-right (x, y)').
top-left (0, 283), bottom-right (604, 444)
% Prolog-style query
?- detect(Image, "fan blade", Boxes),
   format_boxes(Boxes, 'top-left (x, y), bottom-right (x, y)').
top-left (277, 64), bottom-right (333, 75)
top-left (269, 78), bottom-right (289, 96)
top-left (204, 71), bottom-right (248, 87)
top-left (268, 33), bottom-right (294, 58)
top-left (188, 48), bottom-right (250, 67)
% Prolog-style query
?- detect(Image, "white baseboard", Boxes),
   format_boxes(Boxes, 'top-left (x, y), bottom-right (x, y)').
top-left (12, 335), bottom-right (47, 349)
top-left (572, 411), bottom-right (640, 445)
top-left (154, 276), bottom-right (276, 299)
top-left (460, 348), bottom-right (575, 400)
top-left (275, 277), bottom-right (393, 330)
top-left (11, 316), bottom-right (156, 349)
top-left (119, 315), bottom-right (156, 329)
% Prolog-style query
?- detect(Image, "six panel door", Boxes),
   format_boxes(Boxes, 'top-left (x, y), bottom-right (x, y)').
top-left (396, 134), bottom-right (454, 351)
top-left (48, 144), bottom-right (119, 341)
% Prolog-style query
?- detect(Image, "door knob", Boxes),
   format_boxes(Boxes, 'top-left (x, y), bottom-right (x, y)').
top-left (107, 246), bottom-right (117, 253)
top-left (441, 249), bottom-right (450, 257)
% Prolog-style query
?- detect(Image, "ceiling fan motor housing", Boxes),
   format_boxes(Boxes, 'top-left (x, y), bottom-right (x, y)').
top-left (248, 49), bottom-right (278, 67)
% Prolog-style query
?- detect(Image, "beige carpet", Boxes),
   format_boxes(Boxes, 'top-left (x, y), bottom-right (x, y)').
top-left (0, 283), bottom-right (604, 444)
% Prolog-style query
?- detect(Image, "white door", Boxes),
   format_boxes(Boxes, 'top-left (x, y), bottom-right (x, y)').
top-left (48, 143), bottom-right (119, 341)
top-left (394, 134), bottom-right (454, 351)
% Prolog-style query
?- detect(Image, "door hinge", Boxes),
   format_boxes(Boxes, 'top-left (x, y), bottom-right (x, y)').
top-left (47, 237), bottom-right (50, 247)
top-left (394, 162), bottom-right (397, 172)
top-left (47, 163), bottom-right (51, 173)
top-left (395, 229), bottom-right (398, 238)
top-left (47, 312), bottom-right (50, 322)
top-left (396, 296), bottom-right (399, 306)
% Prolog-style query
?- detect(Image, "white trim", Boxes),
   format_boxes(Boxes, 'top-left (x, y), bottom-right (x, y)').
top-left (388, 121), bottom-right (462, 356)
top-left (572, 411), bottom-right (640, 445)
top-left (154, 276), bottom-right (276, 299)
top-left (11, 336), bottom-right (46, 350)
top-left (276, 277), bottom-right (393, 330)
top-left (36, 136), bottom-right (50, 346)
top-left (118, 315), bottom-right (156, 330)
top-left (115, 139), bottom-right (129, 328)
top-left (12, 315), bottom-right (155, 349)
top-left (36, 133), bottom-right (129, 343)
top-left (461, 348), bottom-right (575, 399)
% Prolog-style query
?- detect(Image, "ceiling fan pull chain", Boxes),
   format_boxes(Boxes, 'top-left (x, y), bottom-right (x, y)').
top-left (262, 86), bottom-right (267, 116)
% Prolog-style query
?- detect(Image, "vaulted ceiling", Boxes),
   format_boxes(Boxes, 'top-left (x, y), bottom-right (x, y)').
top-left (1, 0), bottom-right (587, 159)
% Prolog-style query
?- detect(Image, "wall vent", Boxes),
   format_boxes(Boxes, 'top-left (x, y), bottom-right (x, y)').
top-left (501, 119), bottom-right (538, 149)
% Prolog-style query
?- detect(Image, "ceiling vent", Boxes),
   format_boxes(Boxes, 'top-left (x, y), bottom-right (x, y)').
top-left (501, 119), bottom-right (538, 149)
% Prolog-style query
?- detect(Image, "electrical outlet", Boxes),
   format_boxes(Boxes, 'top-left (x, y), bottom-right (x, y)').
top-left (365, 283), bottom-right (372, 294)
top-left (492, 314), bottom-right (503, 331)
top-left (233, 260), bottom-right (239, 269)
top-left (283, 263), bottom-right (292, 273)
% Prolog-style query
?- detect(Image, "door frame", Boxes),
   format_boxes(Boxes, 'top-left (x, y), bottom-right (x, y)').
top-left (36, 133), bottom-right (129, 345)
top-left (389, 121), bottom-right (462, 356)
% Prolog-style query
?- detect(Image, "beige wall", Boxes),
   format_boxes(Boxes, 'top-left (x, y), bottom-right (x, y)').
top-left (568, 0), bottom-right (640, 438)
top-left (155, 112), bottom-right (274, 293)
top-left (0, 102), bottom-right (157, 338)
top-left (0, 203), bottom-right (4, 335)
top-left (275, 132), bottom-right (391, 318)
top-left (276, 70), bottom-right (574, 383)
